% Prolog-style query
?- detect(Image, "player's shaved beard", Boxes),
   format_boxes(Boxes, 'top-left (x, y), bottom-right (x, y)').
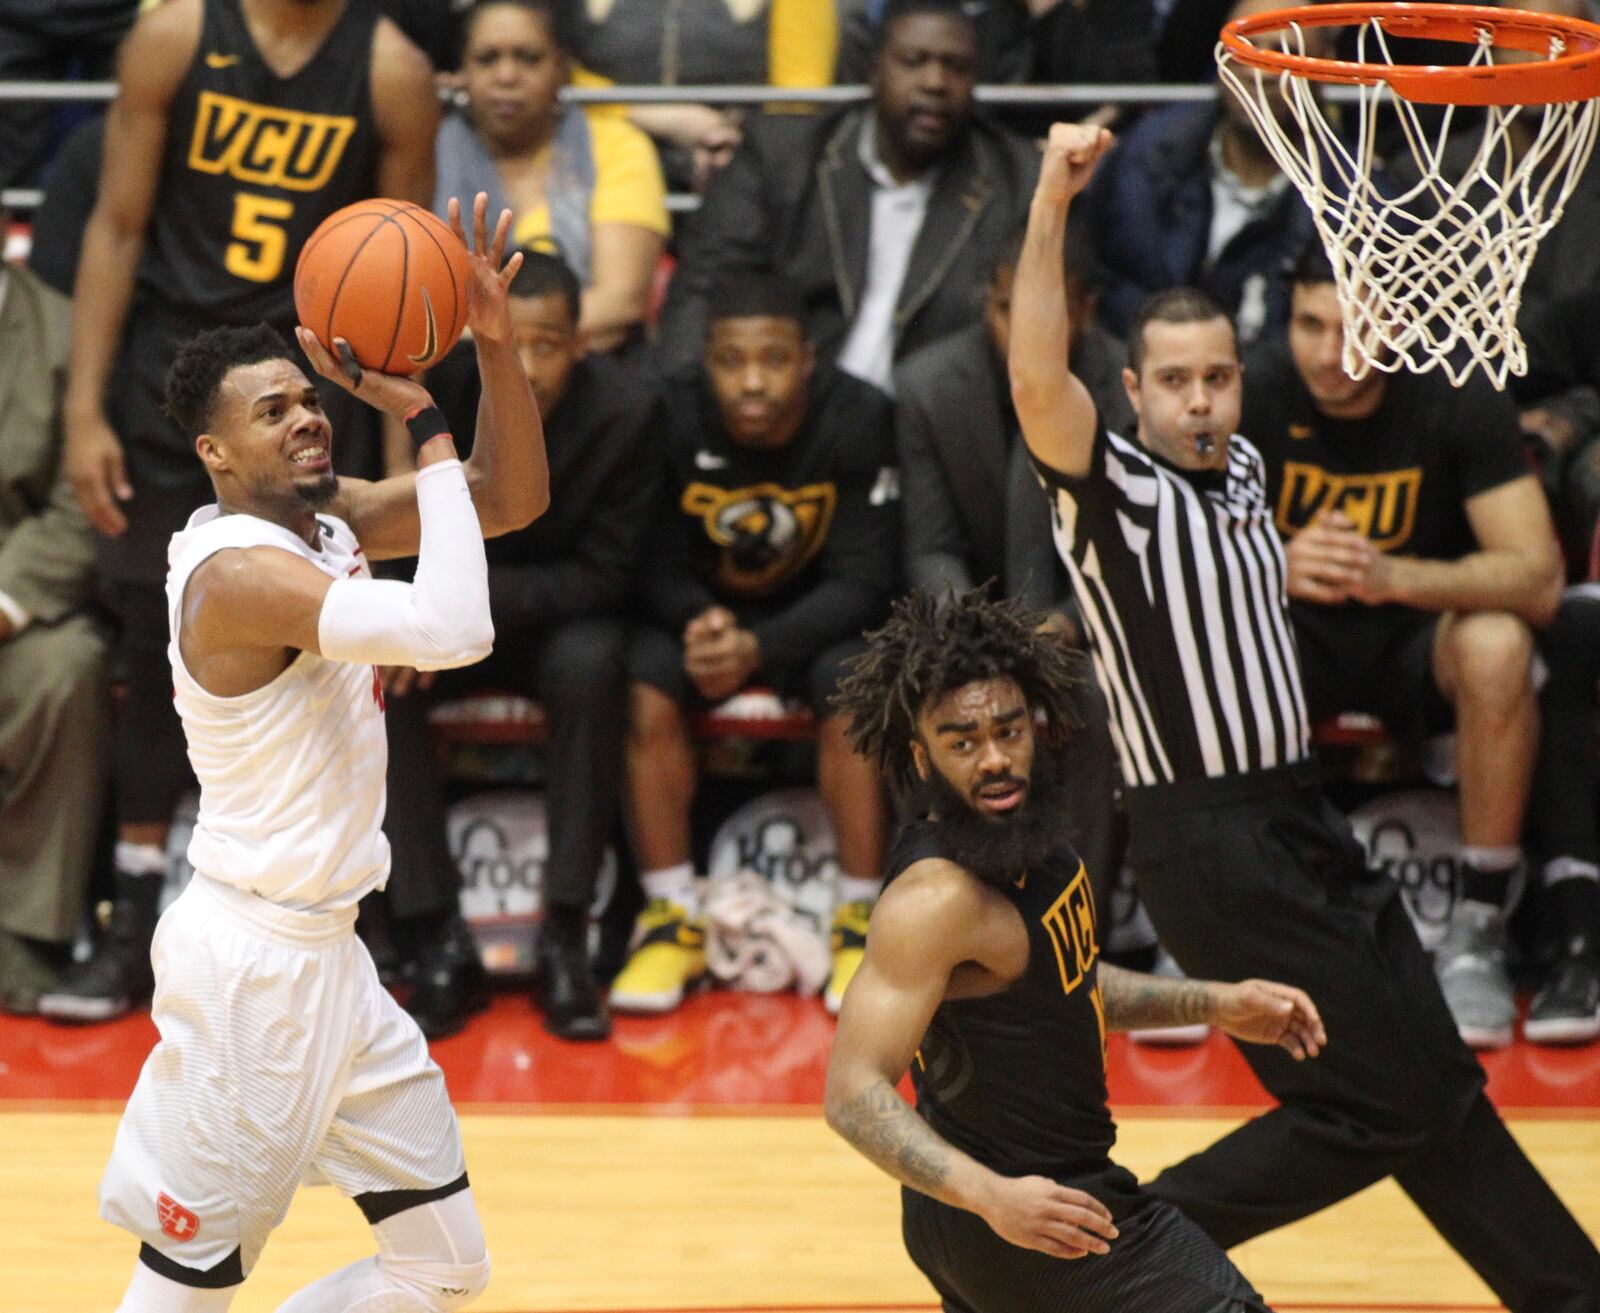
top-left (922, 743), bottom-right (1073, 888)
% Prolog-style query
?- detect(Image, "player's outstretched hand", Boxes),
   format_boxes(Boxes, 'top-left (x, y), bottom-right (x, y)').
top-left (1037, 123), bottom-right (1114, 209)
top-left (1212, 979), bottom-right (1327, 1060)
top-left (295, 327), bottom-right (435, 422)
top-left (978, 1174), bottom-right (1118, 1260)
top-left (446, 192), bottom-right (524, 348)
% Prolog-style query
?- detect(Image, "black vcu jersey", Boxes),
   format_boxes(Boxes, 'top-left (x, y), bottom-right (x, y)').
top-left (887, 820), bottom-right (1270, 1313)
top-left (138, 0), bottom-right (380, 325)
top-left (107, 0), bottom-right (384, 581)
top-left (891, 819), bottom-right (1133, 1203)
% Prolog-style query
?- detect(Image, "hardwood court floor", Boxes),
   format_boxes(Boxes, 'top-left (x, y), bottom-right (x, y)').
top-left (2, 992), bottom-right (1597, 1313)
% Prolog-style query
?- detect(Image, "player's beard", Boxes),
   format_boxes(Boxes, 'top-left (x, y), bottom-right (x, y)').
top-left (295, 472), bottom-right (339, 508)
top-left (921, 744), bottom-right (1073, 888)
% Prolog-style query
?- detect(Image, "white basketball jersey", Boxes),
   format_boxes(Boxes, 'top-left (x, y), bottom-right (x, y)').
top-left (166, 507), bottom-right (391, 911)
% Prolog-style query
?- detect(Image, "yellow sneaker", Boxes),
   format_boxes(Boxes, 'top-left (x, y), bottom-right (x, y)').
top-left (609, 899), bottom-right (706, 1014)
top-left (824, 899), bottom-right (872, 1015)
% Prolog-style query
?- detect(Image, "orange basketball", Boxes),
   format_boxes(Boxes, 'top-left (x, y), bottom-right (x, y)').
top-left (294, 200), bottom-right (472, 376)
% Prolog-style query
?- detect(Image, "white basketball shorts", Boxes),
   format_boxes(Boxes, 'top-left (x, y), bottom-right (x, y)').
top-left (100, 873), bottom-right (466, 1277)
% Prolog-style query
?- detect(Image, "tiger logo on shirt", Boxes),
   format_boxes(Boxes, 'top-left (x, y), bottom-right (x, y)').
top-left (682, 481), bottom-right (837, 596)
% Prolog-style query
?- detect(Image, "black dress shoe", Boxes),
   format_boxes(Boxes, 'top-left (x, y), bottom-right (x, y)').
top-left (405, 915), bottom-right (490, 1041)
top-left (536, 931), bottom-right (611, 1041)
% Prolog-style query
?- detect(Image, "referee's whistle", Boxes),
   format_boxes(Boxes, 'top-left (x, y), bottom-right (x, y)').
top-left (1195, 434), bottom-right (1215, 456)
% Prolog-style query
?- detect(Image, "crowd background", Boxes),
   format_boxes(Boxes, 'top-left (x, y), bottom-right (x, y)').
top-left (4, 0), bottom-right (1600, 1052)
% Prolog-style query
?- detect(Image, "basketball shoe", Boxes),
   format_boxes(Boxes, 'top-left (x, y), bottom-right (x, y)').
top-left (609, 898), bottom-right (706, 1013)
top-left (824, 899), bottom-right (872, 1016)
top-left (1435, 900), bottom-right (1516, 1049)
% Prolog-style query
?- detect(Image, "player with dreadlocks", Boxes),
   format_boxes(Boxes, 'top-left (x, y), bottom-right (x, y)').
top-left (824, 587), bottom-right (1325, 1313)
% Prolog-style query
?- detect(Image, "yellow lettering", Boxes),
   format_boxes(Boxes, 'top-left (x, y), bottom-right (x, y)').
top-left (1041, 865), bottom-right (1099, 999)
top-left (225, 193), bottom-right (294, 282)
top-left (1278, 463), bottom-right (1423, 551)
top-left (187, 92), bottom-right (354, 192)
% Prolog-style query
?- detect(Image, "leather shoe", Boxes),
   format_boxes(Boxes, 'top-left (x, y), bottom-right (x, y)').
top-left (405, 915), bottom-right (490, 1041)
top-left (536, 930), bottom-right (610, 1041)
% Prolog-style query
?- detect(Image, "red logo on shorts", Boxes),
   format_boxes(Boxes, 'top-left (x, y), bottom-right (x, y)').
top-left (156, 1193), bottom-right (200, 1242)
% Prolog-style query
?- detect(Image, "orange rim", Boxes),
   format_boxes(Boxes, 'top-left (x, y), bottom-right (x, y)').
top-left (1219, 3), bottom-right (1600, 105)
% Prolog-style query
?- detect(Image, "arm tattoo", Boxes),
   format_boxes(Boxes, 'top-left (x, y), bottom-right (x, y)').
top-left (828, 1078), bottom-right (956, 1197)
top-left (1098, 963), bottom-right (1214, 1031)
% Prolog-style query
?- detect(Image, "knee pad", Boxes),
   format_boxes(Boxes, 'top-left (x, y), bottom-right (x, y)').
top-left (381, 1252), bottom-right (491, 1312)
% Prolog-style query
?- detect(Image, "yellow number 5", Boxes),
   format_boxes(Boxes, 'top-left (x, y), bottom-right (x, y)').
top-left (226, 192), bottom-right (293, 282)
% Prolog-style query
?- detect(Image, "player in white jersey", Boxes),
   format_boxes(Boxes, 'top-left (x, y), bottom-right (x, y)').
top-left (98, 195), bottom-right (549, 1313)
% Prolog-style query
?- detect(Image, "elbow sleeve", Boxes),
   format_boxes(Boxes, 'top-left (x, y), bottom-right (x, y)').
top-left (317, 459), bottom-right (494, 670)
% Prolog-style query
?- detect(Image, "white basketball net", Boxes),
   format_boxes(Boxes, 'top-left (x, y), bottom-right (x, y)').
top-left (1216, 15), bottom-right (1600, 388)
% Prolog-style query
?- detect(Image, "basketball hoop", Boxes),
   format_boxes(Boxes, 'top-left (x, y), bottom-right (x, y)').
top-left (1216, 3), bottom-right (1600, 388)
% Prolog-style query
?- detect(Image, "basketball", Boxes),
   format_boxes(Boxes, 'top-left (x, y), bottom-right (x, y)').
top-left (293, 199), bottom-right (472, 376)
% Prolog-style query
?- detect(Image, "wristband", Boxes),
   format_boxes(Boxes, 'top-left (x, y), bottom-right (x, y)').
top-left (403, 404), bottom-right (452, 452)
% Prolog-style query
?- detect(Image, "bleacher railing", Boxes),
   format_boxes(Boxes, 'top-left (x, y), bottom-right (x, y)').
top-left (0, 81), bottom-right (1227, 213)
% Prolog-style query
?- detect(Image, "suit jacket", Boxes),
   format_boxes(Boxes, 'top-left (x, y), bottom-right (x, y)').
top-left (894, 320), bottom-right (1134, 610)
top-left (0, 263), bottom-right (96, 624)
top-left (658, 102), bottom-right (1040, 371)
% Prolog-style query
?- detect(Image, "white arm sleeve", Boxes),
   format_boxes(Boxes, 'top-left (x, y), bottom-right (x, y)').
top-left (316, 459), bottom-right (495, 671)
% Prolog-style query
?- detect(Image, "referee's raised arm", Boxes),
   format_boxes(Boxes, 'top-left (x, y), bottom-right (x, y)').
top-left (1008, 124), bottom-right (1116, 481)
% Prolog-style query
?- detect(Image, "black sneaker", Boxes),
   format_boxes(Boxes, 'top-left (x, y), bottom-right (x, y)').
top-left (38, 875), bottom-right (159, 1024)
top-left (404, 915), bottom-right (490, 1041)
top-left (1525, 954), bottom-right (1600, 1046)
top-left (536, 929), bottom-right (611, 1042)
top-left (0, 931), bottom-right (70, 1017)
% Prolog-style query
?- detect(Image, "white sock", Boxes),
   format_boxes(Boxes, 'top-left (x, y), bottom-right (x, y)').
top-left (1461, 845), bottom-right (1521, 873)
top-left (1544, 857), bottom-right (1600, 887)
top-left (836, 874), bottom-right (880, 906)
top-left (640, 863), bottom-right (697, 912)
top-left (275, 1188), bottom-right (487, 1313)
top-left (115, 841), bottom-right (168, 878)
top-left (117, 1258), bottom-right (238, 1312)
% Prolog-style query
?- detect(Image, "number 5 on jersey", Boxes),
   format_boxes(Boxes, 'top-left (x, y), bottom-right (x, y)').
top-left (228, 192), bottom-right (294, 282)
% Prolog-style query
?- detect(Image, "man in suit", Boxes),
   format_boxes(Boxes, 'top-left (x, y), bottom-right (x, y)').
top-left (658, 0), bottom-right (1038, 390)
top-left (895, 223), bottom-right (1133, 616)
top-left (0, 223), bottom-right (112, 1013)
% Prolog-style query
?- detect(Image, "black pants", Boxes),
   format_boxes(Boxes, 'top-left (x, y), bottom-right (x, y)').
top-left (1127, 765), bottom-right (1600, 1313)
top-left (382, 616), bottom-right (630, 920)
top-left (103, 580), bottom-right (195, 830)
top-left (1529, 586), bottom-right (1600, 869)
top-left (903, 1188), bottom-right (1269, 1313)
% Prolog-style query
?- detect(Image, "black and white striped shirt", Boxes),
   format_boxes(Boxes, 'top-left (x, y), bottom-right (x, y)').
top-left (1035, 427), bottom-right (1311, 788)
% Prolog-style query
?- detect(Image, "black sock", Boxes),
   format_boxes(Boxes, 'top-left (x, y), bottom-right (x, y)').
top-left (1461, 863), bottom-right (1513, 908)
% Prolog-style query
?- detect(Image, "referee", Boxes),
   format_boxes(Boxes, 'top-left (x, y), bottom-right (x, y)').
top-left (1010, 124), bottom-right (1600, 1312)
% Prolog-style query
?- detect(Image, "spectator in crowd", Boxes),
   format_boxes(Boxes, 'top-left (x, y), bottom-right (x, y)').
top-left (439, 0), bottom-right (671, 354)
top-left (895, 221), bottom-right (1134, 617)
top-left (0, 218), bottom-right (112, 1014)
top-left (1083, 0), bottom-right (1318, 347)
top-left (22, 113), bottom-right (102, 299)
top-left (0, 0), bottom-right (137, 190)
top-left (1522, 586), bottom-right (1600, 1045)
top-left (837, 0), bottom-right (1159, 94)
top-left (379, 251), bottom-right (658, 1042)
top-left (568, 0), bottom-right (837, 193)
top-left (658, 0), bottom-right (1039, 389)
top-left (1515, 285), bottom-right (1600, 562)
top-left (616, 274), bottom-right (899, 1018)
top-left (1245, 242), bottom-right (1564, 1051)
top-left (43, 0), bottom-right (437, 1023)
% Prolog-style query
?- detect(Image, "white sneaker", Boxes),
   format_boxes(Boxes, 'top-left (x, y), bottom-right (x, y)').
top-left (1128, 948), bottom-right (1210, 1047)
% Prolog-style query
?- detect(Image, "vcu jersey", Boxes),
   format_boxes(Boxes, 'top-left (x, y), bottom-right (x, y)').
top-left (138, 0), bottom-right (380, 325)
top-left (887, 820), bottom-right (1139, 1208)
